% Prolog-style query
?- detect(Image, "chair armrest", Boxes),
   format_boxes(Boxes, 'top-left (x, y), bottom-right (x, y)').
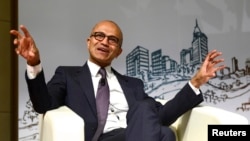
top-left (176, 105), bottom-right (249, 141)
top-left (156, 99), bottom-right (249, 141)
top-left (40, 106), bottom-right (85, 141)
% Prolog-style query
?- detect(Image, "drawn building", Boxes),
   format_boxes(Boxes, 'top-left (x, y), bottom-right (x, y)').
top-left (162, 55), bottom-right (177, 74)
top-left (245, 58), bottom-right (250, 75)
top-left (191, 19), bottom-right (208, 66)
top-left (232, 57), bottom-right (239, 72)
top-left (150, 49), bottom-right (177, 76)
top-left (126, 46), bottom-right (149, 76)
top-left (180, 48), bottom-right (192, 65)
top-left (180, 19), bottom-right (208, 67)
top-left (151, 49), bottom-right (162, 76)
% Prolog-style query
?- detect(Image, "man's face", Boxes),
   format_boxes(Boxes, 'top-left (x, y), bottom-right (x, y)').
top-left (87, 21), bottom-right (123, 67)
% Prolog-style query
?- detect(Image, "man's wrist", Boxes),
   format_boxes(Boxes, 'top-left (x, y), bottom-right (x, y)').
top-left (26, 63), bottom-right (42, 79)
top-left (188, 81), bottom-right (200, 95)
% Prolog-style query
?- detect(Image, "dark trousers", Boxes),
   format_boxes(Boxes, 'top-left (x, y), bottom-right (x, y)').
top-left (98, 99), bottom-right (176, 141)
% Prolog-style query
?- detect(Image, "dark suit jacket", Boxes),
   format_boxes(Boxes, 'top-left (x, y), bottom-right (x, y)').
top-left (25, 62), bottom-right (203, 141)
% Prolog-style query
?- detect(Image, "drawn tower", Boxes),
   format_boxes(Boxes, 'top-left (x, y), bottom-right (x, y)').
top-left (191, 19), bottom-right (208, 66)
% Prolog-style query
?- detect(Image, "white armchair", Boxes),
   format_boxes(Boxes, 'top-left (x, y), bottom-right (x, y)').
top-left (39, 106), bottom-right (85, 141)
top-left (39, 100), bottom-right (248, 141)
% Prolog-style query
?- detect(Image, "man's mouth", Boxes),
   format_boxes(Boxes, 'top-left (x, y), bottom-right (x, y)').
top-left (97, 47), bottom-right (109, 53)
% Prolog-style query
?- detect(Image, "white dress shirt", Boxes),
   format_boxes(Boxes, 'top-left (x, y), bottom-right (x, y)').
top-left (87, 60), bottom-right (128, 133)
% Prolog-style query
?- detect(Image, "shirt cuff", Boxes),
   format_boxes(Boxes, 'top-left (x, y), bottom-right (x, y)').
top-left (26, 63), bottom-right (42, 79)
top-left (188, 81), bottom-right (200, 95)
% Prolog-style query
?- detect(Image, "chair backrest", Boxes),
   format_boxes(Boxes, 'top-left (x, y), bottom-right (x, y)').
top-left (39, 106), bottom-right (85, 141)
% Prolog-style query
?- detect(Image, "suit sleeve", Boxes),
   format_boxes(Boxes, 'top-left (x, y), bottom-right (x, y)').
top-left (25, 67), bottom-right (67, 113)
top-left (25, 69), bottom-right (52, 113)
top-left (159, 83), bottom-right (203, 126)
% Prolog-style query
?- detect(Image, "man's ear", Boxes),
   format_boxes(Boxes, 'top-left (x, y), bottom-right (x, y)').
top-left (87, 38), bottom-right (90, 48)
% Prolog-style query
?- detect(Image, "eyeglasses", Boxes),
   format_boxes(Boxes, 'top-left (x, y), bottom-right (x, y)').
top-left (90, 32), bottom-right (120, 46)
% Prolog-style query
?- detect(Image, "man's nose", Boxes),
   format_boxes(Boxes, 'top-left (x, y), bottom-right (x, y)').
top-left (101, 37), bottom-right (109, 45)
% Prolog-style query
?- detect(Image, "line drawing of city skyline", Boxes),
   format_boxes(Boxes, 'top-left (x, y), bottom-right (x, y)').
top-left (125, 19), bottom-right (250, 111)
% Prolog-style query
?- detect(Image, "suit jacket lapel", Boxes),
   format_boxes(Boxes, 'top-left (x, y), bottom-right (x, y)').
top-left (112, 68), bottom-right (136, 107)
top-left (74, 63), bottom-right (97, 115)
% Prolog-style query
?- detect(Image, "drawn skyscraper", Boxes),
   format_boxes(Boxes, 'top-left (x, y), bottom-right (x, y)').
top-left (151, 49), bottom-right (162, 76)
top-left (126, 46), bottom-right (149, 76)
top-left (191, 19), bottom-right (208, 66)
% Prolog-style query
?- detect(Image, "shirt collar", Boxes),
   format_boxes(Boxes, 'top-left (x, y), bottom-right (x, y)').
top-left (87, 60), bottom-right (112, 78)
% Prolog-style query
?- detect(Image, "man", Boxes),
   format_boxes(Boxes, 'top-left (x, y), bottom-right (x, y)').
top-left (10, 20), bottom-right (225, 141)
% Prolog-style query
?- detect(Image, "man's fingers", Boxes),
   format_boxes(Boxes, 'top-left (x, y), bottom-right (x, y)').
top-left (10, 25), bottom-right (31, 38)
top-left (13, 38), bottom-right (19, 45)
top-left (10, 30), bottom-right (22, 39)
top-left (216, 65), bottom-right (226, 71)
top-left (204, 50), bottom-right (223, 67)
top-left (211, 58), bottom-right (224, 65)
top-left (20, 25), bottom-right (31, 37)
top-left (209, 51), bottom-right (222, 61)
